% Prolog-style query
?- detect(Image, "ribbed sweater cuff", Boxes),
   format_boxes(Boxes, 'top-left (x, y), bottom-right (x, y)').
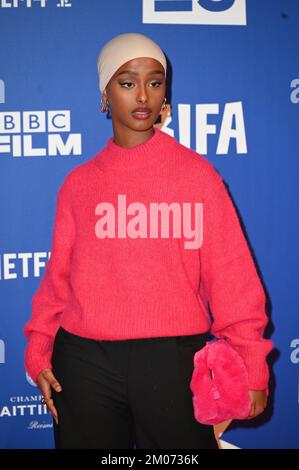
top-left (236, 344), bottom-right (272, 391)
top-left (24, 333), bottom-right (54, 383)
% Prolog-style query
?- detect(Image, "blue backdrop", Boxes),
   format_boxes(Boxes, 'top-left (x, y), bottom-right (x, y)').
top-left (0, 0), bottom-right (298, 449)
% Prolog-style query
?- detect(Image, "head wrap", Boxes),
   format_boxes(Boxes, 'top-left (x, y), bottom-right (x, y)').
top-left (97, 32), bottom-right (167, 94)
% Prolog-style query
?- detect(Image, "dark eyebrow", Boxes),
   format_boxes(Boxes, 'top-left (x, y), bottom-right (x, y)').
top-left (115, 69), bottom-right (164, 78)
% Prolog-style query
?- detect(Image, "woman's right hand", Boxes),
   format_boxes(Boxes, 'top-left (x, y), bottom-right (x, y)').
top-left (36, 368), bottom-right (62, 425)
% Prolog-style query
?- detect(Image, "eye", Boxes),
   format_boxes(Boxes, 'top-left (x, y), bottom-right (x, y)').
top-left (119, 80), bottom-right (163, 89)
top-left (119, 81), bottom-right (134, 88)
top-left (150, 81), bottom-right (162, 88)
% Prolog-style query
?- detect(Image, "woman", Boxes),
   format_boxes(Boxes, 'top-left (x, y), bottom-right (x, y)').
top-left (24, 32), bottom-right (273, 449)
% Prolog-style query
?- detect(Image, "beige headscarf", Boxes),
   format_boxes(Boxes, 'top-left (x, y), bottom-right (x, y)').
top-left (97, 32), bottom-right (167, 94)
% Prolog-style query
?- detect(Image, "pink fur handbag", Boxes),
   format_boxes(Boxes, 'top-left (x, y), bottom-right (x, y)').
top-left (189, 339), bottom-right (252, 425)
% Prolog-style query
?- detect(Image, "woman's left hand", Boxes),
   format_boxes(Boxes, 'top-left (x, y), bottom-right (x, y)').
top-left (247, 390), bottom-right (268, 419)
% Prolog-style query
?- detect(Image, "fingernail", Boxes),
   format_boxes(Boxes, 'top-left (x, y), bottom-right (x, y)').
top-left (56, 387), bottom-right (62, 392)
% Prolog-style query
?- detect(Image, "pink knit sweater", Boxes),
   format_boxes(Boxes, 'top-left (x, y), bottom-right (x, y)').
top-left (24, 126), bottom-right (273, 389)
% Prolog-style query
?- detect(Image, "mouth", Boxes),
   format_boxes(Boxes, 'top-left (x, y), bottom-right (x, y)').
top-left (131, 111), bottom-right (152, 120)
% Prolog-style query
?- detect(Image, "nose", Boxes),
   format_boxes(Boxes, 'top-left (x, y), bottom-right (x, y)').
top-left (136, 83), bottom-right (148, 104)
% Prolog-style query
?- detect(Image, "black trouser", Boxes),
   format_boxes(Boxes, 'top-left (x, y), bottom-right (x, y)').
top-left (51, 326), bottom-right (219, 449)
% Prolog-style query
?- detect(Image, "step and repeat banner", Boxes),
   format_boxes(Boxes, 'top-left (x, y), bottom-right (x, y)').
top-left (0, 0), bottom-right (298, 449)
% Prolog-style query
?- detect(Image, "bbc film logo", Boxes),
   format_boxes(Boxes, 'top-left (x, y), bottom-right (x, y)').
top-left (143, 0), bottom-right (247, 26)
top-left (0, 81), bottom-right (82, 158)
top-left (0, 110), bottom-right (82, 157)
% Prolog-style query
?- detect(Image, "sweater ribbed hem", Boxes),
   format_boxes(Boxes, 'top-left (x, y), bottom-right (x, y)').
top-left (60, 292), bottom-right (212, 341)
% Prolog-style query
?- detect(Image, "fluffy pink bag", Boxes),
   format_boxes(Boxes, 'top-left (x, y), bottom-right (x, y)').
top-left (189, 339), bottom-right (252, 425)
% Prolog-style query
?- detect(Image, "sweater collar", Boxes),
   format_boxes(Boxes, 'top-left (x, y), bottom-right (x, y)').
top-left (94, 127), bottom-right (176, 171)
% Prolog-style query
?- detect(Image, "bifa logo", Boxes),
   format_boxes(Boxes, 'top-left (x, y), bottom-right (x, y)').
top-left (0, 110), bottom-right (82, 157)
top-left (143, 0), bottom-right (246, 26)
top-left (173, 101), bottom-right (247, 155)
